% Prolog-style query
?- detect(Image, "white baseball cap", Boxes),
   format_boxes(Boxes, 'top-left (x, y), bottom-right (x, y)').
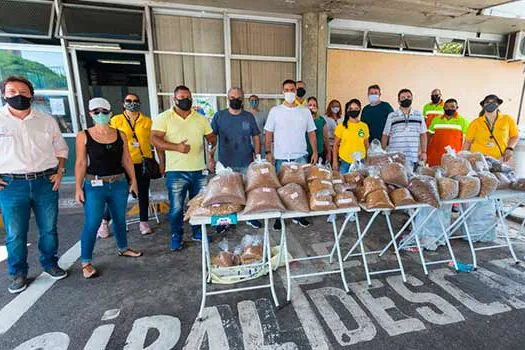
top-left (88, 97), bottom-right (111, 111)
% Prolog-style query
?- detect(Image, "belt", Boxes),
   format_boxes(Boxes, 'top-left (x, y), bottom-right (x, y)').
top-left (85, 173), bottom-right (126, 183)
top-left (0, 168), bottom-right (57, 180)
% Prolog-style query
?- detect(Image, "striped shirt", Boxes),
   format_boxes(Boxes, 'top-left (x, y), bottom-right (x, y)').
top-left (383, 109), bottom-right (427, 163)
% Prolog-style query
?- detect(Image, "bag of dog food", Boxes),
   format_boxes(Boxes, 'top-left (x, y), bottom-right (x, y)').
top-left (277, 183), bottom-right (310, 212)
top-left (245, 157), bottom-right (281, 192)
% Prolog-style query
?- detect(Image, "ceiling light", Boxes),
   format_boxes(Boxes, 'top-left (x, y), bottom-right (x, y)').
top-left (97, 59), bottom-right (141, 65)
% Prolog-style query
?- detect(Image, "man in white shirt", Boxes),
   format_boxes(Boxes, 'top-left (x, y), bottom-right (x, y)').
top-left (265, 79), bottom-right (317, 230)
top-left (0, 76), bottom-right (69, 294)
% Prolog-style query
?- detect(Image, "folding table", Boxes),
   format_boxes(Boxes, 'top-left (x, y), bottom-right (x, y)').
top-left (190, 212), bottom-right (281, 320)
top-left (276, 207), bottom-right (360, 302)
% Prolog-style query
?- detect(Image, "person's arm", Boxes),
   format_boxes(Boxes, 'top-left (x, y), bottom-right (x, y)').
top-left (50, 120), bottom-right (69, 191)
top-left (322, 123), bottom-right (331, 163)
top-left (381, 134), bottom-right (389, 150)
top-left (307, 131), bottom-right (318, 164)
top-left (74, 132), bottom-right (88, 204)
top-left (265, 131), bottom-right (274, 163)
top-left (381, 113), bottom-right (392, 150)
top-left (364, 139), bottom-right (370, 153)
top-left (503, 118), bottom-right (520, 162)
top-left (463, 122), bottom-right (476, 151)
top-left (156, 149), bottom-right (166, 176)
top-left (332, 136), bottom-right (341, 171)
top-left (205, 132), bottom-right (217, 172)
top-left (463, 140), bottom-right (473, 151)
top-left (252, 135), bottom-right (261, 156)
top-left (419, 133), bottom-right (428, 162)
top-left (151, 131), bottom-right (190, 153)
top-left (120, 132), bottom-right (138, 196)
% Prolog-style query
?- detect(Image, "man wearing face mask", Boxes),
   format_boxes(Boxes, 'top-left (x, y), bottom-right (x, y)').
top-left (294, 80), bottom-right (308, 107)
top-left (248, 94), bottom-right (267, 156)
top-left (0, 76), bottom-right (69, 293)
top-left (152, 85), bottom-right (217, 251)
top-left (427, 99), bottom-right (469, 166)
top-left (382, 89), bottom-right (427, 168)
top-left (265, 79), bottom-right (317, 229)
top-left (464, 94), bottom-right (519, 163)
top-left (423, 89), bottom-right (444, 129)
top-left (210, 87), bottom-right (262, 229)
top-left (361, 84), bottom-right (394, 142)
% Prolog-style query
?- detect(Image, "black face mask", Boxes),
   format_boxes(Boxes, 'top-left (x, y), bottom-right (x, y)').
top-left (431, 95), bottom-right (441, 104)
top-left (346, 110), bottom-right (360, 119)
top-left (400, 99), bottom-right (412, 108)
top-left (229, 98), bottom-right (243, 110)
top-left (296, 87), bottom-right (306, 98)
top-left (175, 98), bottom-right (192, 111)
top-left (444, 109), bottom-right (456, 117)
top-left (5, 95), bottom-right (32, 111)
top-left (485, 103), bottom-right (498, 113)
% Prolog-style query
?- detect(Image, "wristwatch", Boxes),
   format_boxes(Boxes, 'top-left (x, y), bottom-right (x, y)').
top-left (506, 147), bottom-right (514, 152)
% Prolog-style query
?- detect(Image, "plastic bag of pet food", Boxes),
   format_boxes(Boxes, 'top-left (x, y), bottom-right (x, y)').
top-left (457, 173), bottom-right (481, 199)
top-left (334, 183), bottom-right (355, 194)
top-left (390, 188), bottom-right (416, 207)
top-left (435, 169), bottom-right (459, 201)
top-left (485, 156), bottom-right (514, 174)
top-left (478, 171), bottom-right (499, 197)
top-left (212, 238), bottom-right (234, 267)
top-left (278, 162), bottom-right (307, 188)
top-left (458, 151), bottom-right (489, 172)
top-left (309, 195), bottom-right (337, 211)
top-left (202, 162), bottom-right (246, 206)
top-left (512, 178), bottom-right (525, 191)
top-left (417, 165), bottom-right (439, 177)
top-left (335, 192), bottom-right (359, 209)
top-left (408, 175), bottom-right (440, 208)
top-left (362, 166), bottom-right (387, 199)
top-left (365, 189), bottom-right (394, 209)
top-left (366, 139), bottom-right (390, 166)
top-left (242, 187), bottom-right (286, 214)
top-left (441, 146), bottom-right (472, 177)
top-left (240, 235), bottom-right (263, 265)
top-left (184, 201), bottom-right (243, 221)
top-left (306, 163), bottom-right (332, 182)
top-left (494, 172), bottom-right (512, 189)
top-left (245, 156), bottom-right (281, 192)
top-left (277, 183), bottom-right (310, 212)
top-left (308, 178), bottom-right (336, 198)
top-left (380, 162), bottom-right (409, 187)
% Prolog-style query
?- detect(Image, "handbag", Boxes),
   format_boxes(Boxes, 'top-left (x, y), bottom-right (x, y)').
top-left (124, 114), bottom-right (162, 179)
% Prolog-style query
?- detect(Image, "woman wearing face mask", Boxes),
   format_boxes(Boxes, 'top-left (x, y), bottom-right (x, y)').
top-left (75, 97), bottom-right (142, 279)
top-left (97, 94), bottom-right (154, 237)
top-left (323, 100), bottom-right (342, 163)
top-left (332, 99), bottom-right (369, 174)
top-left (306, 97), bottom-right (330, 164)
top-left (463, 94), bottom-right (519, 163)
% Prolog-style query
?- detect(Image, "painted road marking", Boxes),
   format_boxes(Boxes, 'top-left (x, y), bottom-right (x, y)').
top-left (0, 244), bottom-right (30, 263)
top-left (0, 241), bottom-right (80, 335)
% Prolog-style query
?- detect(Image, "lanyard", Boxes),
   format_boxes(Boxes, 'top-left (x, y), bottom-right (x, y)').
top-left (484, 113), bottom-right (504, 156)
top-left (124, 112), bottom-right (140, 140)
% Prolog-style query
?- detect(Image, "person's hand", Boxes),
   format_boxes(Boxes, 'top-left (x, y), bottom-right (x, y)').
top-left (159, 162), bottom-right (166, 177)
top-left (265, 152), bottom-right (274, 164)
top-left (208, 157), bottom-right (216, 173)
top-left (176, 139), bottom-right (191, 154)
top-left (0, 179), bottom-right (7, 191)
top-left (310, 152), bottom-right (319, 165)
top-left (325, 151), bottom-right (332, 164)
top-left (419, 152), bottom-right (427, 163)
top-left (503, 149), bottom-right (514, 163)
top-left (130, 181), bottom-right (139, 198)
top-left (75, 188), bottom-right (85, 204)
top-left (49, 172), bottom-right (63, 191)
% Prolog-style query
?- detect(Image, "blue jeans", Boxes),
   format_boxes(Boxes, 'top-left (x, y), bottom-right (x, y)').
top-left (80, 178), bottom-right (129, 263)
top-left (0, 176), bottom-right (59, 276)
top-left (166, 171), bottom-right (207, 238)
top-left (275, 156), bottom-right (308, 174)
top-left (339, 160), bottom-right (351, 174)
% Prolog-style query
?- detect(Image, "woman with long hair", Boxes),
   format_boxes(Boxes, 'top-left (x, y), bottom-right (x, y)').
top-left (306, 97), bottom-right (330, 163)
top-left (323, 99), bottom-right (342, 163)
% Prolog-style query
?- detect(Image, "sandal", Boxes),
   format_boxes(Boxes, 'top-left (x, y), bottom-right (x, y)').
top-left (118, 248), bottom-right (143, 258)
top-left (82, 264), bottom-right (98, 279)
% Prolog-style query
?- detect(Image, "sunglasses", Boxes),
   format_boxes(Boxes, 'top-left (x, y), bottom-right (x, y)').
top-left (125, 99), bottom-right (140, 103)
top-left (91, 109), bottom-right (110, 114)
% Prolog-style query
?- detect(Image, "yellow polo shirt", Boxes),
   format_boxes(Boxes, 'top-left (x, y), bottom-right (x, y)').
top-left (110, 113), bottom-right (152, 164)
top-left (295, 98), bottom-right (307, 107)
top-left (334, 121), bottom-right (369, 163)
top-left (152, 108), bottom-right (213, 172)
top-left (465, 113), bottom-right (519, 158)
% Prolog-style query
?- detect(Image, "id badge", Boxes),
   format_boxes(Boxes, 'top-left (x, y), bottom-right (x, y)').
top-left (202, 170), bottom-right (209, 176)
top-left (91, 179), bottom-right (103, 187)
top-left (131, 142), bottom-right (140, 148)
top-left (486, 142), bottom-right (495, 148)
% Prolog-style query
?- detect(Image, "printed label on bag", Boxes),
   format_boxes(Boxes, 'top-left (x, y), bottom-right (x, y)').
top-left (211, 213), bottom-right (238, 226)
top-left (314, 200), bottom-right (329, 206)
top-left (321, 180), bottom-right (332, 186)
top-left (262, 188), bottom-right (271, 193)
top-left (290, 165), bottom-right (298, 170)
top-left (338, 198), bottom-right (353, 204)
top-left (290, 192), bottom-right (299, 199)
top-left (260, 168), bottom-right (269, 174)
top-left (333, 179), bottom-right (343, 184)
top-left (320, 168), bottom-right (330, 173)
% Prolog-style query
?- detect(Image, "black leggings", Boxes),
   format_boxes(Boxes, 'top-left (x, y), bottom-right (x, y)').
top-left (103, 164), bottom-right (151, 222)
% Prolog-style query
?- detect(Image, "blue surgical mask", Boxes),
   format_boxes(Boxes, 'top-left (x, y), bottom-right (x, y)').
top-left (92, 112), bottom-right (111, 124)
top-left (368, 94), bottom-right (380, 104)
top-left (250, 100), bottom-right (258, 108)
top-left (331, 106), bottom-right (340, 114)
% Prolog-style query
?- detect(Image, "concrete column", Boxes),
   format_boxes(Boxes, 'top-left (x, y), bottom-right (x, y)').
top-left (301, 12), bottom-right (328, 111)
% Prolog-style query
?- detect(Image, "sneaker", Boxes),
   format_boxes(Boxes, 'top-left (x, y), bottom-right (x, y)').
top-left (170, 234), bottom-right (184, 251)
top-left (97, 220), bottom-right (110, 239)
top-left (8, 275), bottom-right (27, 294)
top-left (272, 219), bottom-right (282, 231)
top-left (192, 232), bottom-right (212, 243)
top-left (292, 217), bottom-right (311, 228)
top-left (139, 221), bottom-right (152, 235)
top-left (246, 220), bottom-right (262, 229)
top-left (44, 266), bottom-right (68, 280)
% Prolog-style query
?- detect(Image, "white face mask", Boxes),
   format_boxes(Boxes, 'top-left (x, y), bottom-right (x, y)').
top-left (284, 92), bottom-right (296, 104)
top-left (368, 94), bottom-right (380, 104)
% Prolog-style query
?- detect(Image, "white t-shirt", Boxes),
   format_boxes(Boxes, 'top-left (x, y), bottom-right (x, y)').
top-left (265, 104), bottom-right (316, 160)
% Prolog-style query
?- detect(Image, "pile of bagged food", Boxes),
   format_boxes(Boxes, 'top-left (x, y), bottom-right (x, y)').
top-left (184, 142), bottom-right (523, 219)
top-left (212, 235), bottom-right (264, 267)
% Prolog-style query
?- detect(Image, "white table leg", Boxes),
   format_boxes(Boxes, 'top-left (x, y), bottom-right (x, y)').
top-left (281, 218), bottom-right (292, 302)
top-left (264, 218), bottom-right (280, 307)
top-left (459, 204), bottom-right (478, 269)
top-left (413, 230), bottom-right (428, 275)
top-left (344, 211), bottom-right (380, 261)
top-left (385, 213), bottom-right (407, 282)
top-left (198, 223), bottom-right (208, 321)
top-left (495, 199), bottom-right (519, 264)
top-left (354, 214), bottom-right (371, 286)
top-left (331, 218), bottom-right (349, 292)
top-left (329, 212), bottom-right (353, 263)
